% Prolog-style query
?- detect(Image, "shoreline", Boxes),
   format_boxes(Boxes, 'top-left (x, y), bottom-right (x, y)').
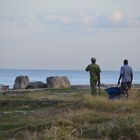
top-left (1, 84), bottom-right (140, 94)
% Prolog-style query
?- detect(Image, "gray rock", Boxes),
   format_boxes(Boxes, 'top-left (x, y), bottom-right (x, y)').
top-left (26, 81), bottom-right (47, 89)
top-left (0, 84), bottom-right (2, 90)
top-left (13, 76), bottom-right (30, 89)
top-left (47, 76), bottom-right (70, 88)
top-left (0, 84), bottom-right (2, 93)
top-left (2, 85), bottom-right (9, 90)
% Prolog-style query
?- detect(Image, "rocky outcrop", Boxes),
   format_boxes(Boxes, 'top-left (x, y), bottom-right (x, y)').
top-left (13, 76), bottom-right (30, 89)
top-left (26, 81), bottom-right (47, 89)
top-left (47, 76), bottom-right (70, 88)
top-left (0, 84), bottom-right (2, 90)
top-left (2, 85), bottom-right (9, 90)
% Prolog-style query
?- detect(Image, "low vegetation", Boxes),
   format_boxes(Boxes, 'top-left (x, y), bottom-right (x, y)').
top-left (0, 88), bottom-right (140, 140)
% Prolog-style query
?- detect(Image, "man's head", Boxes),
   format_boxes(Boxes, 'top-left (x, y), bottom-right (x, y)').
top-left (124, 59), bottom-right (128, 65)
top-left (91, 57), bottom-right (96, 63)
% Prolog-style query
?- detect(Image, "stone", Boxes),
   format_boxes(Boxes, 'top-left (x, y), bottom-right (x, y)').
top-left (47, 76), bottom-right (70, 88)
top-left (0, 84), bottom-right (2, 90)
top-left (13, 76), bottom-right (30, 89)
top-left (26, 81), bottom-right (47, 89)
top-left (2, 85), bottom-right (9, 90)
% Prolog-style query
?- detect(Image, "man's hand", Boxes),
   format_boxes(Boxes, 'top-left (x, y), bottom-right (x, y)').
top-left (98, 80), bottom-right (101, 96)
top-left (118, 80), bottom-right (120, 85)
top-left (97, 80), bottom-right (100, 87)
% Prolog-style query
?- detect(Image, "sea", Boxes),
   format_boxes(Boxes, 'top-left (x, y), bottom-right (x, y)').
top-left (0, 69), bottom-right (140, 88)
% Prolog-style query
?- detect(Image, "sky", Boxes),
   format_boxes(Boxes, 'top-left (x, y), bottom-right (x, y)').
top-left (0, 0), bottom-right (140, 70)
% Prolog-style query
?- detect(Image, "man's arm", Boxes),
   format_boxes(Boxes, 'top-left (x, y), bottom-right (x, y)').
top-left (97, 66), bottom-right (101, 86)
top-left (85, 65), bottom-right (89, 71)
top-left (118, 67), bottom-right (123, 85)
top-left (118, 74), bottom-right (122, 85)
top-left (131, 68), bottom-right (133, 83)
top-left (98, 73), bottom-right (100, 86)
top-left (131, 74), bottom-right (133, 83)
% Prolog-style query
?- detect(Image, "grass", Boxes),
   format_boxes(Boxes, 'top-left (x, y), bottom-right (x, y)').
top-left (0, 87), bottom-right (140, 140)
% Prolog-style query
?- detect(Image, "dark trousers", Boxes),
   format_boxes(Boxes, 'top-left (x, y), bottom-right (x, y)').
top-left (121, 82), bottom-right (131, 96)
top-left (90, 79), bottom-right (98, 95)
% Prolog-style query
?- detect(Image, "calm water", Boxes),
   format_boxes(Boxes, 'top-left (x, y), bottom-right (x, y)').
top-left (0, 69), bottom-right (140, 88)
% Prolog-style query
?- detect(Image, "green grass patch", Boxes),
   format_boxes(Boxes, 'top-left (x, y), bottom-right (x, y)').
top-left (0, 88), bottom-right (140, 140)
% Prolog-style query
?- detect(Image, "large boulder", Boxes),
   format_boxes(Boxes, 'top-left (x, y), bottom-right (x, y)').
top-left (0, 84), bottom-right (2, 93)
top-left (13, 76), bottom-right (30, 89)
top-left (0, 84), bottom-right (2, 90)
top-left (47, 76), bottom-right (70, 88)
top-left (26, 81), bottom-right (47, 89)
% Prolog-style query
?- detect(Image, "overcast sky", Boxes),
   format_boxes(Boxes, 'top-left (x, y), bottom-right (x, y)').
top-left (0, 0), bottom-right (140, 70)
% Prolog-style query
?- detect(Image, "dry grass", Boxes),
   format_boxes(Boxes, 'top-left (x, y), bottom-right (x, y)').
top-left (0, 88), bottom-right (140, 140)
top-left (83, 94), bottom-right (140, 113)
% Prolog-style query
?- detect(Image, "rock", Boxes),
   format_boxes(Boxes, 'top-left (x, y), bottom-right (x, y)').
top-left (0, 84), bottom-right (2, 93)
top-left (71, 85), bottom-right (90, 89)
top-left (13, 76), bottom-right (30, 89)
top-left (0, 84), bottom-right (2, 90)
top-left (26, 81), bottom-right (47, 89)
top-left (47, 76), bottom-right (70, 88)
top-left (2, 85), bottom-right (9, 90)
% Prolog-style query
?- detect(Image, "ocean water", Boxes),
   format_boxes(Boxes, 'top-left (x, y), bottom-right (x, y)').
top-left (0, 69), bottom-right (140, 88)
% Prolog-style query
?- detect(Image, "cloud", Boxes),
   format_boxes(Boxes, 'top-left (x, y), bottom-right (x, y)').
top-left (37, 13), bottom-right (72, 25)
top-left (0, 10), bottom-right (140, 35)
top-left (37, 11), bottom-right (94, 33)
top-left (93, 15), bottom-right (127, 29)
top-left (110, 10), bottom-right (124, 22)
top-left (36, 10), bottom-right (129, 32)
top-left (0, 15), bottom-right (32, 28)
top-left (128, 17), bottom-right (140, 28)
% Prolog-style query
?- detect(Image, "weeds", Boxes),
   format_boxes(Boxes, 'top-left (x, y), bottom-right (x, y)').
top-left (0, 88), bottom-right (139, 139)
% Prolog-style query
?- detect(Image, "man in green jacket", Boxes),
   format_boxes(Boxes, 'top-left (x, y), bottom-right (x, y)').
top-left (86, 57), bottom-right (101, 95)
